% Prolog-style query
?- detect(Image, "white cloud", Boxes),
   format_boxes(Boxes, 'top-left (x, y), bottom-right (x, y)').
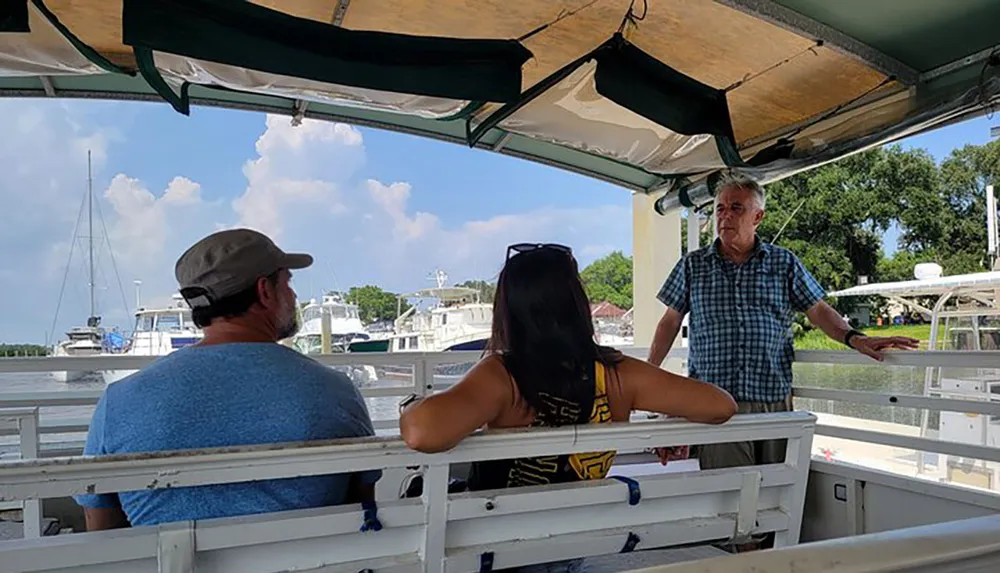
top-left (232, 115), bottom-right (362, 238)
top-left (162, 177), bottom-right (202, 205)
top-left (366, 180), bottom-right (439, 241)
top-left (0, 106), bottom-right (631, 343)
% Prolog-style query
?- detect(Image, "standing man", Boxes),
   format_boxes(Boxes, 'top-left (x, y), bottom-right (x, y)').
top-left (647, 172), bottom-right (917, 532)
top-left (75, 229), bottom-right (380, 530)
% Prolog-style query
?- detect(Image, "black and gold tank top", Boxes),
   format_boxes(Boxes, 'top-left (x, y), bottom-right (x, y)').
top-left (467, 362), bottom-right (616, 491)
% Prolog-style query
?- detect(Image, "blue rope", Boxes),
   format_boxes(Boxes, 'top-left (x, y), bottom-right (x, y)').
top-left (479, 551), bottom-right (495, 573)
top-left (360, 500), bottom-right (383, 532)
top-left (620, 532), bottom-right (641, 553)
top-left (610, 476), bottom-right (642, 506)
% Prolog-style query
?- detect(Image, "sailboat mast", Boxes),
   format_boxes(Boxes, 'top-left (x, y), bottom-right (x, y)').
top-left (87, 150), bottom-right (95, 319)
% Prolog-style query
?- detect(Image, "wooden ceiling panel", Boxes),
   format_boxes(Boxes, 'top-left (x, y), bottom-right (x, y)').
top-left (728, 47), bottom-right (889, 142)
top-left (631, 0), bottom-right (816, 90)
top-left (342, 0), bottom-right (630, 89)
top-left (627, 0), bottom-right (887, 143)
top-left (46, 0), bottom-right (133, 68)
top-left (46, 0), bottom-right (342, 70)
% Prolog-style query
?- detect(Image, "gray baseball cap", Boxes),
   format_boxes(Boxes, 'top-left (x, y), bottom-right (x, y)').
top-left (175, 229), bottom-right (313, 308)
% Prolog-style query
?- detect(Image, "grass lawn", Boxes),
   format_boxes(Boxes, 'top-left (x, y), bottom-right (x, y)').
top-left (794, 324), bottom-right (943, 350)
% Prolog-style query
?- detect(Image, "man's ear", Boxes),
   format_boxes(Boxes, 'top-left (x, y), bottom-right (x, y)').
top-left (256, 276), bottom-right (276, 309)
top-left (754, 209), bottom-right (765, 226)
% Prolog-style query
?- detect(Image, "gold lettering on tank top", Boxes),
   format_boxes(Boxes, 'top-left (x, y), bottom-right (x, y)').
top-left (504, 364), bottom-right (617, 488)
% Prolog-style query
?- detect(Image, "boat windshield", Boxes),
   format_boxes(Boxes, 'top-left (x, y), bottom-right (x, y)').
top-left (155, 314), bottom-right (182, 332)
top-left (135, 314), bottom-right (154, 332)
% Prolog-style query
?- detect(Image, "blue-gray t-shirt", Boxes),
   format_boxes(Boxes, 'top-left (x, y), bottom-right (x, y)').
top-left (74, 343), bottom-right (381, 526)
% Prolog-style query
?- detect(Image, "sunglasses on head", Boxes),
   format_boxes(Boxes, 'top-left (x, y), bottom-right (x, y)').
top-left (506, 243), bottom-right (573, 261)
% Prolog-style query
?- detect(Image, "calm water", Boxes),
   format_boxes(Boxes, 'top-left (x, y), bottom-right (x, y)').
top-left (1, 360), bottom-right (949, 455)
top-left (0, 363), bottom-right (475, 456)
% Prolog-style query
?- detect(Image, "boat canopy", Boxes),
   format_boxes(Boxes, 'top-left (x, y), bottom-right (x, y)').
top-left (829, 271), bottom-right (1000, 299)
top-left (2, 1), bottom-right (998, 211)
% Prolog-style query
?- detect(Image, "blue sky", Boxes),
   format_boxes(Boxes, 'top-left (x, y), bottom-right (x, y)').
top-left (0, 99), bottom-right (993, 343)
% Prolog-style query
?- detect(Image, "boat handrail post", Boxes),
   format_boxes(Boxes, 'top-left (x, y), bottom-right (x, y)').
top-left (0, 407), bottom-right (42, 537)
top-left (775, 421), bottom-right (816, 547)
top-left (415, 356), bottom-right (434, 397)
top-left (421, 463), bottom-right (449, 573)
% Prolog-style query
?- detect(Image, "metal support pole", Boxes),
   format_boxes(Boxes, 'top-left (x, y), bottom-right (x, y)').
top-left (421, 464), bottom-right (449, 573)
top-left (686, 209), bottom-right (700, 254)
top-left (320, 306), bottom-right (332, 354)
top-left (19, 408), bottom-right (43, 538)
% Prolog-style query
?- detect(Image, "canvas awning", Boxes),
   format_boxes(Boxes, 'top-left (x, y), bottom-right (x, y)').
top-left (829, 272), bottom-right (1000, 299)
top-left (1, 0), bottom-right (998, 212)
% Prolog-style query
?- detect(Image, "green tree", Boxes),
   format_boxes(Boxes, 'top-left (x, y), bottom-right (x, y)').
top-left (0, 344), bottom-right (49, 356)
top-left (906, 140), bottom-right (1000, 275)
top-left (580, 251), bottom-right (633, 309)
top-left (758, 147), bottom-right (935, 293)
top-left (345, 285), bottom-right (411, 324)
top-left (456, 280), bottom-right (496, 303)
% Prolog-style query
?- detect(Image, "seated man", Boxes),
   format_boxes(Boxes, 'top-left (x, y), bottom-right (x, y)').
top-left (74, 229), bottom-right (380, 530)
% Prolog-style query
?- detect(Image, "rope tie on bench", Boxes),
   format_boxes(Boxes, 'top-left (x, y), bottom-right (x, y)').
top-left (479, 551), bottom-right (495, 573)
top-left (620, 532), bottom-right (641, 553)
top-left (610, 476), bottom-right (642, 505)
top-left (360, 500), bottom-right (383, 532)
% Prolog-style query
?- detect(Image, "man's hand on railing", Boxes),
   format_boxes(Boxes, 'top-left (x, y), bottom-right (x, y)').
top-left (850, 335), bottom-right (921, 362)
top-left (653, 445), bottom-right (689, 465)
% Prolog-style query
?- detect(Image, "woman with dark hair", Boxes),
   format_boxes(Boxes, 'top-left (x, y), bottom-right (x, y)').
top-left (400, 243), bottom-right (736, 470)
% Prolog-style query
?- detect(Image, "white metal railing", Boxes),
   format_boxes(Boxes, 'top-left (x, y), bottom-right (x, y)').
top-left (4, 349), bottom-right (1000, 466)
top-left (4, 349), bottom-right (1000, 462)
top-left (638, 514), bottom-right (1000, 573)
top-left (790, 349), bottom-right (1000, 470)
top-left (4, 347), bottom-right (1000, 535)
top-left (0, 408), bottom-right (41, 537)
top-left (0, 412), bottom-right (816, 572)
top-left (0, 347), bottom-right (650, 444)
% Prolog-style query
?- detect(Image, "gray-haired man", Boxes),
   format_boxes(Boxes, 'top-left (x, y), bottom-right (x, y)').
top-left (647, 172), bottom-right (917, 545)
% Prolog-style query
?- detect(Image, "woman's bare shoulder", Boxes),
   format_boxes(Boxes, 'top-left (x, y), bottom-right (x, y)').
top-left (610, 355), bottom-right (653, 379)
top-left (458, 354), bottom-right (514, 393)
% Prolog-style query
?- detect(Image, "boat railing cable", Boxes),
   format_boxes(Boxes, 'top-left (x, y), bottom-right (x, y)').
top-left (45, 178), bottom-right (89, 347)
top-left (90, 170), bottom-right (132, 324)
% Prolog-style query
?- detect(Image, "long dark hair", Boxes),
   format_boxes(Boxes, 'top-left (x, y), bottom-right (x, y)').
top-left (487, 245), bottom-right (622, 426)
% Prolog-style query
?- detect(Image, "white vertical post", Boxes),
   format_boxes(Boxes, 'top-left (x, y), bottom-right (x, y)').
top-left (987, 185), bottom-right (996, 271)
top-left (631, 192), bottom-right (682, 348)
top-left (734, 471), bottom-right (762, 542)
top-left (686, 209), bottom-right (700, 254)
top-left (320, 306), bottom-right (332, 354)
top-left (158, 521), bottom-right (196, 573)
top-left (919, 292), bottom-right (952, 475)
top-left (845, 478), bottom-right (866, 536)
top-left (19, 408), bottom-right (43, 538)
top-left (420, 463), bottom-right (449, 573)
top-left (773, 424), bottom-right (814, 547)
top-left (415, 357), bottom-right (435, 396)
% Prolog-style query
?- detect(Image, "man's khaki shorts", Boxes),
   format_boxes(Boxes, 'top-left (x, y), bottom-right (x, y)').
top-left (697, 395), bottom-right (793, 470)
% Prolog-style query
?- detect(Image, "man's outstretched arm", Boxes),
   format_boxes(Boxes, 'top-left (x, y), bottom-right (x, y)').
top-left (805, 300), bottom-right (919, 361)
top-left (647, 307), bottom-right (684, 366)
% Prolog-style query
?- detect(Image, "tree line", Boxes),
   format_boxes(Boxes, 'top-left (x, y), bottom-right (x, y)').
top-left (0, 344), bottom-right (49, 356)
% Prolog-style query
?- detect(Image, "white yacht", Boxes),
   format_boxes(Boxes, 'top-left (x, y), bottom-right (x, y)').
top-left (49, 151), bottom-right (123, 382)
top-left (389, 271), bottom-right (492, 353)
top-left (50, 321), bottom-right (104, 383)
top-left (102, 294), bottom-right (203, 384)
top-left (292, 293), bottom-right (371, 355)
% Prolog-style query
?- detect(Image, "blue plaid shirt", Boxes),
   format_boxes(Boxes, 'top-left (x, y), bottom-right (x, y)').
top-left (657, 238), bottom-right (825, 403)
